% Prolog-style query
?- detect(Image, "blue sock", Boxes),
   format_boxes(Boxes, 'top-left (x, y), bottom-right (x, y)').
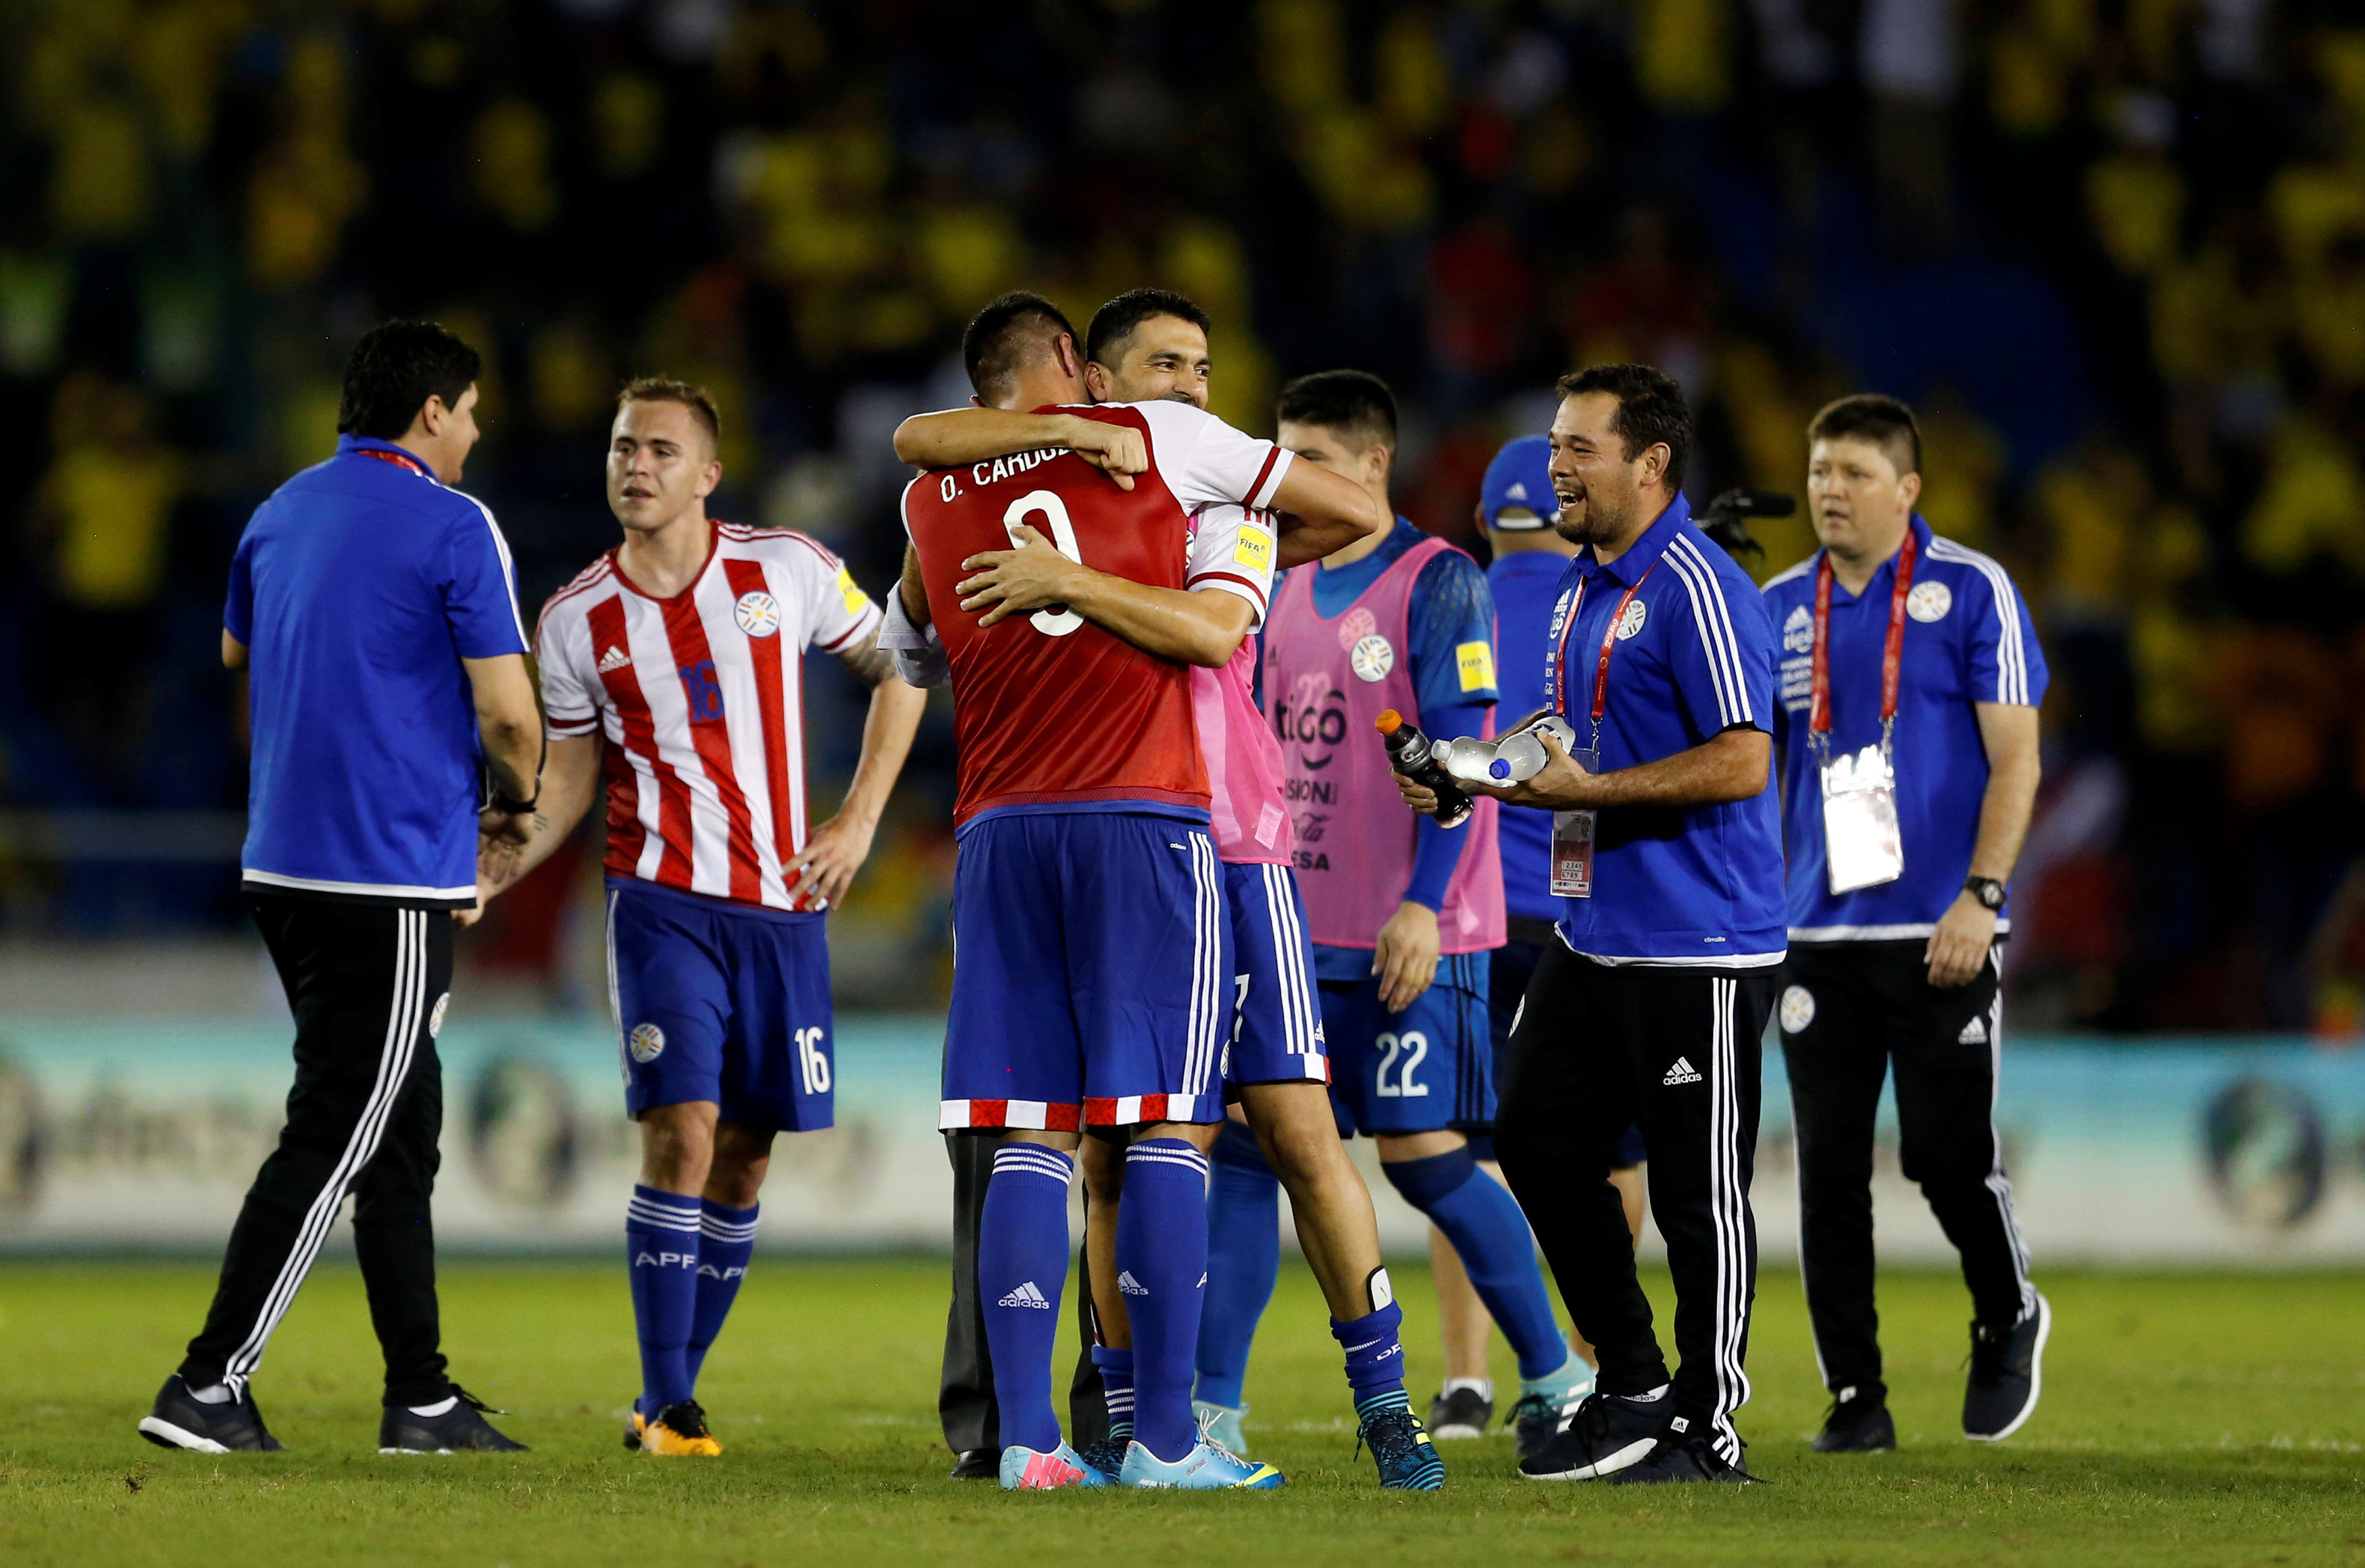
top-left (1194, 1121), bottom-right (1279, 1411)
top-left (1332, 1280), bottom-right (1411, 1420)
top-left (1383, 1148), bottom-right (1571, 1382)
top-left (978, 1143), bottom-right (1074, 1456)
top-left (1093, 1344), bottom-right (1135, 1442)
top-left (685, 1198), bottom-right (757, 1391)
top-left (625, 1185), bottom-right (702, 1415)
top-left (1118, 1138), bottom-right (1212, 1462)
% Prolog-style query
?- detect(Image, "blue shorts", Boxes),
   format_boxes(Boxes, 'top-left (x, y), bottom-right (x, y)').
top-left (1222, 861), bottom-right (1329, 1090)
top-left (941, 808), bottom-right (1230, 1130)
top-left (1322, 951), bottom-right (1493, 1136)
top-left (606, 878), bottom-right (834, 1133)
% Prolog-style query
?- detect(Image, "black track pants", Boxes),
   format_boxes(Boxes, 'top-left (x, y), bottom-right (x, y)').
top-left (179, 894), bottom-right (453, 1407)
top-left (1778, 940), bottom-right (2035, 1405)
top-left (1495, 946), bottom-right (1776, 1465)
top-left (939, 1130), bottom-right (1103, 1454)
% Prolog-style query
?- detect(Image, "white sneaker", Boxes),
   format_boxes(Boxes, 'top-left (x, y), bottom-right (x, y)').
top-left (1117, 1437), bottom-right (1285, 1490)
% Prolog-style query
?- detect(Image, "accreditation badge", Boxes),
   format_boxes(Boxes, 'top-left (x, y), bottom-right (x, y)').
top-left (1550, 745), bottom-right (1601, 899)
top-left (1820, 742), bottom-right (1905, 894)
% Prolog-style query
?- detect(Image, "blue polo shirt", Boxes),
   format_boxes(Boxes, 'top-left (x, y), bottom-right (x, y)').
top-left (1763, 514), bottom-right (2048, 940)
top-left (1487, 547), bottom-right (1574, 926)
top-left (1541, 495), bottom-right (1786, 966)
top-left (226, 436), bottom-right (528, 906)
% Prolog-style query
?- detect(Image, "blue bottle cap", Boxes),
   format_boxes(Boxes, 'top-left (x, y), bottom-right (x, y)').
top-left (1490, 757), bottom-right (1511, 779)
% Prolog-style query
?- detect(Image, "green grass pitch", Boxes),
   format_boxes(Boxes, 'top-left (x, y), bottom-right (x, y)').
top-left (1, 1259), bottom-right (2359, 1567)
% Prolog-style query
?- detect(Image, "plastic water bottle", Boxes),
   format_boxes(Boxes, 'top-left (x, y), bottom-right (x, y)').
top-left (1376, 711), bottom-right (1474, 829)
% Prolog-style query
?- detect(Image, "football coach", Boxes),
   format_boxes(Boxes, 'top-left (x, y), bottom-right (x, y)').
top-left (140, 321), bottom-right (538, 1457)
top-left (1762, 395), bottom-right (2049, 1453)
top-left (1397, 365), bottom-right (1785, 1486)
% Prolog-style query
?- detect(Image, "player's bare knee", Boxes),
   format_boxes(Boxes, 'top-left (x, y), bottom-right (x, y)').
top-left (1375, 1128), bottom-right (1466, 1164)
top-left (703, 1121), bottom-right (775, 1207)
top-left (637, 1101), bottom-right (720, 1194)
top-left (1078, 1132), bottom-right (1125, 1202)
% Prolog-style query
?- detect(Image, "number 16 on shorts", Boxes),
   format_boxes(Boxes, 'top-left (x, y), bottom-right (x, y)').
top-left (795, 1026), bottom-right (832, 1096)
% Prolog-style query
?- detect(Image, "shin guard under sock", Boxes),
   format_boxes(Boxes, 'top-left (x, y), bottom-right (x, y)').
top-left (1383, 1147), bottom-right (1570, 1381)
top-left (978, 1144), bottom-right (1076, 1456)
top-left (625, 1186), bottom-right (702, 1415)
top-left (1195, 1121), bottom-right (1279, 1411)
top-left (684, 1198), bottom-right (757, 1391)
top-left (1332, 1271), bottom-right (1410, 1419)
top-left (1116, 1138), bottom-right (1212, 1462)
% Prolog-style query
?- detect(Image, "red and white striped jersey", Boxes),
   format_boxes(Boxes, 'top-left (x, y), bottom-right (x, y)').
top-left (537, 522), bottom-right (884, 910)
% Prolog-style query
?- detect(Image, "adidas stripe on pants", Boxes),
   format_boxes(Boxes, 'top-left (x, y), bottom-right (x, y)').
top-left (1494, 946), bottom-right (1778, 1467)
top-left (178, 894), bottom-right (455, 1407)
top-left (1778, 938), bottom-right (2035, 1405)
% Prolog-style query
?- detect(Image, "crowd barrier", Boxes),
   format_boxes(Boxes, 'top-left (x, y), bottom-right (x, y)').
top-left (1, 1015), bottom-right (2360, 1263)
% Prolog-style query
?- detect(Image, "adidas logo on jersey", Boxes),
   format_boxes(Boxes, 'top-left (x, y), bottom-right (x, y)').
top-left (1118, 1271), bottom-right (1148, 1296)
top-left (1662, 1056), bottom-right (1703, 1086)
top-left (998, 1281), bottom-right (1052, 1309)
top-left (597, 644), bottom-right (632, 674)
top-left (1959, 1016), bottom-right (1989, 1044)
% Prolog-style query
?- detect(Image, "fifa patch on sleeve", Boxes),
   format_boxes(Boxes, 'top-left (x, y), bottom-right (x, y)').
top-left (1234, 525), bottom-right (1274, 574)
top-left (1455, 640), bottom-right (1496, 692)
top-left (836, 565), bottom-right (871, 615)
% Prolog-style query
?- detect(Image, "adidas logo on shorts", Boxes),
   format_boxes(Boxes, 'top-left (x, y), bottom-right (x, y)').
top-left (998, 1281), bottom-right (1052, 1309)
top-left (1118, 1271), bottom-right (1148, 1296)
top-left (1662, 1056), bottom-right (1703, 1086)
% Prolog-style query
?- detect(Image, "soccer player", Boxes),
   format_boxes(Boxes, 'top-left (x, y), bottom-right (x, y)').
top-left (891, 293), bottom-right (1384, 1491)
top-left (1244, 374), bottom-right (1589, 1456)
top-left (897, 289), bottom-right (1441, 1490)
top-left (476, 379), bottom-right (925, 1456)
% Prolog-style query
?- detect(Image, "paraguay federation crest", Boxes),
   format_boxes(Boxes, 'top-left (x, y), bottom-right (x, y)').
top-left (1349, 634), bottom-right (1397, 682)
top-left (1615, 598), bottom-right (1649, 640)
top-left (1906, 580), bottom-right (1952, 623)
top-left (628, 1022), bottom-right (667, 1063)
top-left (735, 590), bottom-right (782, 638)
top-left (1778, 985), bottom-right (1816, 1034)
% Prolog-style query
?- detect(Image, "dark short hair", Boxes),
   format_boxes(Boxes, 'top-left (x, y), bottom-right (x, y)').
top-left (1085, 288), bottom-right (1212, 368)
top-left (337, 320), bottom-right (482, 440)
top-left (1275, 368), bottom-right (1398, 449)
top-left (1807, 393), bottom-right (1922, 477)
top-left (1555, 363), bottom-right (1691, 492)
top-left (617, 377), bottom-right (721, 449)
top-left (962, 292), bottom-right (1077, 405)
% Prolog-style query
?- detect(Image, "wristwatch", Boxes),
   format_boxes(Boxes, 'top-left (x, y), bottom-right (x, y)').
top-left (490, 790), bottom-right (539, 817)
top-left (1963, 876), bottom-right (2006, 911)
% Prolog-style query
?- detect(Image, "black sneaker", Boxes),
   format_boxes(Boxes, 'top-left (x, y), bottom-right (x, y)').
top-left (1074, 1436), bottom-right (1127, 1483)
top-left (1426, 1385), bottom-right (1493, 1440)
top-left (1506, 1392), bottom-right (1566, 1463)
top-left (1812, 1391), bottom-right (1896, 1452)
top-left (1356, 1406), bottom-right (1446, 1491)
top-left (139, 1375), bottom-right (284, 1453)
top-left (1608, 1426), bottom-right (1760, 1485)
top-left (1964, 1292), bottom-right (2050, 1442)
top-left (378, 1386), bottom-right (527, 1454)
top-left (949, 1446), bottom-right (1000, 1480)
top-left (1518, 1391), bottom-right (1670, 1481)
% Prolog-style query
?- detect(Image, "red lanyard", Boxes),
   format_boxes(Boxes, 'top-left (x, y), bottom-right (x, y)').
top-left (1550, 563), bottom-right (1656, 738)
top-left (1809, 530), bottom-right (1917, 746)
top-left (357, 447), bottom-right (434, 481)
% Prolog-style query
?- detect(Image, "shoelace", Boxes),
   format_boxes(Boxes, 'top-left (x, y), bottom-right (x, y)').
top-left (1193, 1406), bottom-right (1249, 1465)
top-left (1505, 1392), bottom-right (1568, 1434)
top-left (447, 1383), bottom-right (506, 1417)
top-left (1353, 1409), bottom-right (1429, 1468)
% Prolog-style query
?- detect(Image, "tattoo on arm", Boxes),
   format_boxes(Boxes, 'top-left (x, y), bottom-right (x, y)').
top-left (839, 626), bottom-right (895, 688)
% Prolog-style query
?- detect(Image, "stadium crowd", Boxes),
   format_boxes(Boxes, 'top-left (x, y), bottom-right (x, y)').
top-left (3, 0), bottom-right (2364, 1035)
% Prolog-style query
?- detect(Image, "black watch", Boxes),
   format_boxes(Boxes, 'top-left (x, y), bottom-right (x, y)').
top-left (1963, 876), bottom-right (2006, 911)
top-left (491, 790), bottom-right (539, 817)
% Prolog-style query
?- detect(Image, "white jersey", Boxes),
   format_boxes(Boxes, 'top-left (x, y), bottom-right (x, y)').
top-left (537, 522), bottom-right (883, 910)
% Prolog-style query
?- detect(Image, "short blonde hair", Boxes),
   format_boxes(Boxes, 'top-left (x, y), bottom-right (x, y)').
top-left (617, 377), bottom-right (720, 449)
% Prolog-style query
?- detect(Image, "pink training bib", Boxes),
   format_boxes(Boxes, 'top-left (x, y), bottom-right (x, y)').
top-left (1263, 538), bottom-right (1505, 954)
top-left (1194, 637), bottom-right (1295, 865)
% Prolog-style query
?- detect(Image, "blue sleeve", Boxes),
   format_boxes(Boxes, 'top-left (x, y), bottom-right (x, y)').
top-left (224, 525), bottom-right (256, 645)
top-left (1962, 567), bottom-right (2048, 707)
top-left (1403, 698), bottom-right (1489, 909)
top-left (1664, 547), bottom-right (1776, 740)
top-left (441, 499), bottom-right (530, 659)
top-left (1407, 551), bottom-right (1499, 716)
